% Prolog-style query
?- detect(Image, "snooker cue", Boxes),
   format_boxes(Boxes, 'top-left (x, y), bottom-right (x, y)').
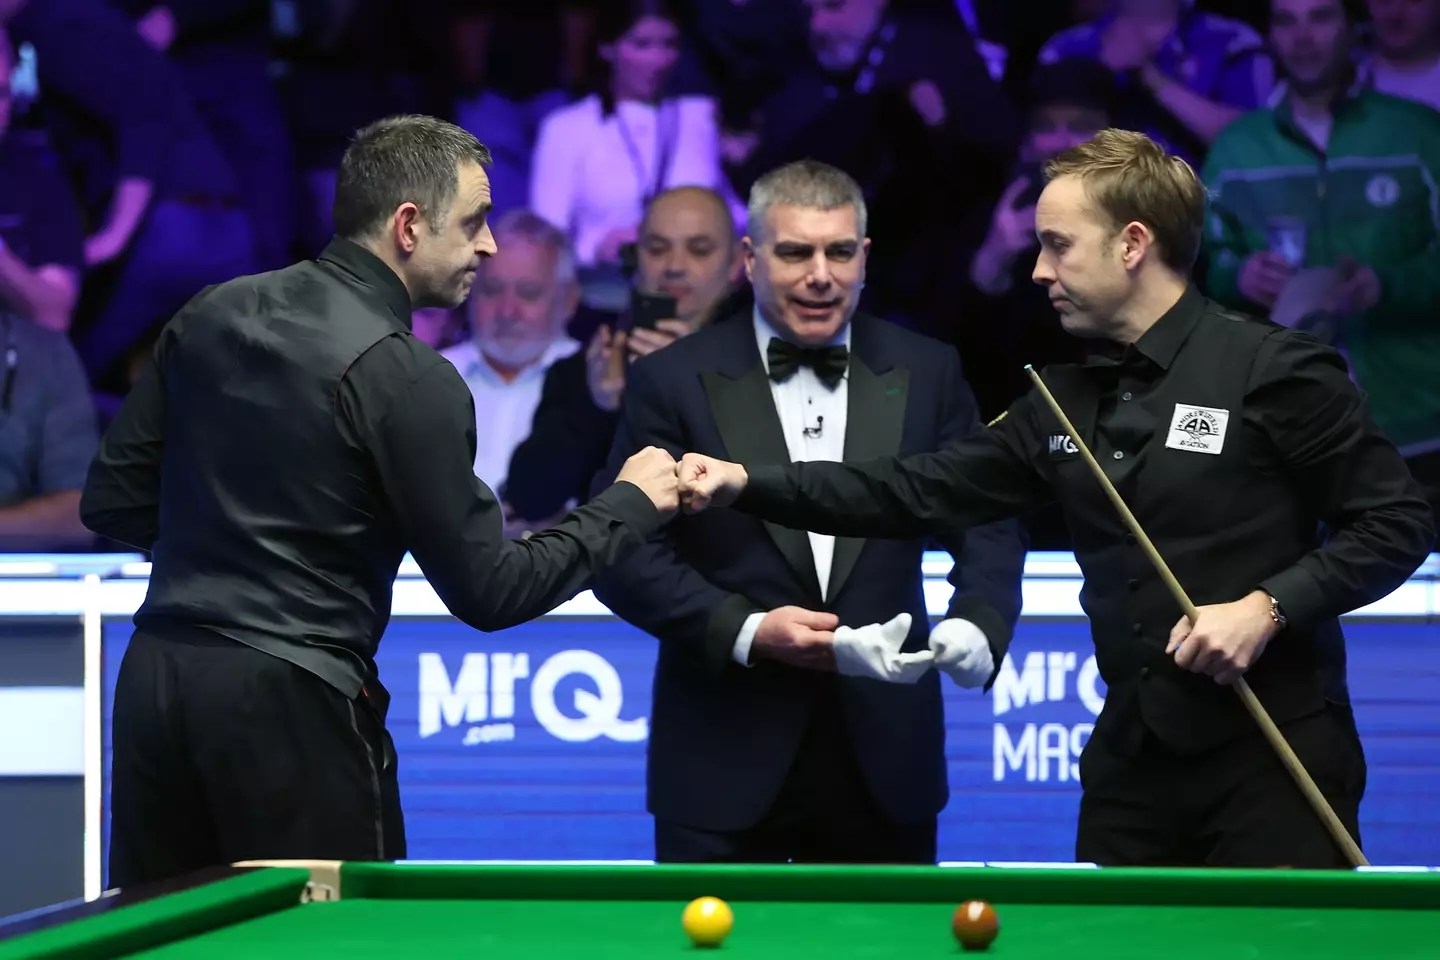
top-left (1023, 365), bottom-right (1368, 868)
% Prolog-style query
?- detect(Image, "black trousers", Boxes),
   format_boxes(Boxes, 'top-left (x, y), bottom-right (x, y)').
top-left (1076, 703), bottom-right (1366, 868)
top-left (108, 629), bottom-right (405, 889)
top-left (654, 684), bottom-right (936, 865)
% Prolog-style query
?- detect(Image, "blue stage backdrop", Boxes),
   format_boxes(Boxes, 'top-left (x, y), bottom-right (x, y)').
top-left (101, 614), bottom-right (1440, 872)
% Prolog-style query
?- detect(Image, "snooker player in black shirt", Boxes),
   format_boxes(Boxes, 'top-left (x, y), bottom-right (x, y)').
top-left (81, 115), bottom-right (682, 888)
top-left (676, 129), bottom-right (1436, 869)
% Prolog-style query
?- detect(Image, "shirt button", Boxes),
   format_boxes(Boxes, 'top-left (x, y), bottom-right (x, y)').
top-left (1140, 666), bottom-right (1150, 678)
top-left (1132, 623), bottom-right (1144, 636)
top-left (1128, 578), bottom-right (1140, 589)
top-left (1126, 533), bottom-right (1137, 545)
top-left (1122, 391), bottom-right (1133, 401)
top-left (1112, 450), bottom-right (1124, 460)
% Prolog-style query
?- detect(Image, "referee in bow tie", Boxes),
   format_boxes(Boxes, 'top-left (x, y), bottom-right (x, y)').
top-left (589, 159), bottom-right (1028, 864)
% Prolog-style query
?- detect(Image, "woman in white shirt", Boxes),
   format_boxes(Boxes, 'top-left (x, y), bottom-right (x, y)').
top-left (529, 1), bottom-right (728, 268)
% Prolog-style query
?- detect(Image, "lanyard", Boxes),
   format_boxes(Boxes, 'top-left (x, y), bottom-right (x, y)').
top-left (614, 100), bottom-right (679, 206)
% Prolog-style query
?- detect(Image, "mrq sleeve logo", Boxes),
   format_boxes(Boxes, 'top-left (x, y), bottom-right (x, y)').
top-left (418, 651), bottom-right (648, 744)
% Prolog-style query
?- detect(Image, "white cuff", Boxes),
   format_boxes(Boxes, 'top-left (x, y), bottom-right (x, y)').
top-left (732, 611), bottom-right (765, 667)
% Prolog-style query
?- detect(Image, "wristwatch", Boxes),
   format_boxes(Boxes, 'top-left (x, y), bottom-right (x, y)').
top-left (1267, 593), bottom-right (1288, 630)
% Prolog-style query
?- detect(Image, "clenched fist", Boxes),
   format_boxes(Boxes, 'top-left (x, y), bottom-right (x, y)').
top-left (677, 453), bottom-right (747, 513)
top-left (616, 446), bottom-right (680, 518)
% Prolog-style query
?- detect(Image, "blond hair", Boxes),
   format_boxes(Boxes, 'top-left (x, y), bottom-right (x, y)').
top-left (1043, 129), bottom-right (1206, 274)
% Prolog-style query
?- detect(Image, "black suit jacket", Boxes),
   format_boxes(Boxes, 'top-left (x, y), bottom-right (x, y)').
top-left (590, 312), bottom-right (1027, 831)
top-left (504, 350), bottom-right (620, 524)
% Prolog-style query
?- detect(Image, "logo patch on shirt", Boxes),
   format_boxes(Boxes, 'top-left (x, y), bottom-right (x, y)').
top-left (1365, 173), bottom-right (1400, 208)
top-left (1166, 404), bottom-right (1229, 455)
top-left (1047, 433), bottom-right (1079, 459)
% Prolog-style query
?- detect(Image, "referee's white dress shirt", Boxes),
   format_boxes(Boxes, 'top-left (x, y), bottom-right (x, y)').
top-left (732, 308), bottom-right (852, 665)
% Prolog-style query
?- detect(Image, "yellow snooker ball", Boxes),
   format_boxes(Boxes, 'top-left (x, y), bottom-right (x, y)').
top-left (682, 896), bottom-right (733, 947)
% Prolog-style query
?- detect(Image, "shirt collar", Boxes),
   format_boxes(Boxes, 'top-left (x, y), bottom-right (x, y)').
top-left (752, 304), bottom-right (851, 374)
top-left (1084, 283), bottom-right (1205, 373)
top-left (318, 237), bottom-right (414, 331)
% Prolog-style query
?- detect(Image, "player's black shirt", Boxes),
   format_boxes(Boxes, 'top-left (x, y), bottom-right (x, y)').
top-left (81, 238), bottom-right (662, 699)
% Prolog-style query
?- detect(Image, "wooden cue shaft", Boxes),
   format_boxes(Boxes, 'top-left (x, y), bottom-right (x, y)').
top-left (1023, 365), bottom-right (1367, 868)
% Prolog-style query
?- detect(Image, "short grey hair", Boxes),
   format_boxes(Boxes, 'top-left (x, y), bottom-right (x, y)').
top-left (488, 209), bottom-right (577, 286)
top-left (745, 159), bottom-right (868, 243)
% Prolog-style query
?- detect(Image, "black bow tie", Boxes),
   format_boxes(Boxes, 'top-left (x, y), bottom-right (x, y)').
top-left (766, 338), bottom-right (848, 389)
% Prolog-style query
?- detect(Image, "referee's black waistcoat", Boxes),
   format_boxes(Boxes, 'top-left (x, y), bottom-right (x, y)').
top-left (738, 284), bottom-right (1436, 757)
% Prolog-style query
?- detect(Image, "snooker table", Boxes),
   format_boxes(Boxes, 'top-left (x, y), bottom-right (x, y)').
top-left (1, 861), bottom-right (1438, 959)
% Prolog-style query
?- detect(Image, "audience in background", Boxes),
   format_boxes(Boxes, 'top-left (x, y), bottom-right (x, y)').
top-left (0, 31), bottom-right (85, 335)
top-left (438, 209), bottom-right (581, 531)
top-left (1038, 0), bottom-right (1274, 165)
top-left (529, 0), bottom-right (729, 269)
top-left (1201, 0), bottom-right (1440, 522)
top-left (0, 0), bottom-right (1431, 555)
top-left (1365, 0), bottom-right (1440, 110)
top-left (964, 58), bottom-right (1115, 421)
top-left (733, 0), bottom-right (1020, 342)
top-left (505, 185), bottom-right (744, 531)
top-left (270, 0), bottom-right (451, 254)
top-left (116, 0), bottom-right (297, 272)
top-left (3, 0), bottom-right (254, 393)
top-left (0, 33), bottom-right (97, 550)
top-left (452, 1), bottom-right (594, 221)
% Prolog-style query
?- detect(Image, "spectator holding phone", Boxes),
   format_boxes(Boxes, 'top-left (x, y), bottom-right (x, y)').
top-left (505, 185), bottom-right (743, 531)
top-left (963, 59), bottom-right (1115, 420)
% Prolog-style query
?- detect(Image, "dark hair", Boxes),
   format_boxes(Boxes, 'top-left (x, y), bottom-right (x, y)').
top-left (332, 115), bottom-right (492, 241)
top-left (593, 0), bottom-right (680, 115)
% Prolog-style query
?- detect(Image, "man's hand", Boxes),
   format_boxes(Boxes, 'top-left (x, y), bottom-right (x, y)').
top-left (137, 5), bottom-right (177, 51)
top-left (585, 325), bottom-right (628, 412)
top-left (678, 453), bottom-right (747, 513)
top-left (627, 319), bottom-right (690, 360)
top-left (751, 606), bottom-right (838, 670)
top-left (1165, 590), bottom-right (1280, 686)
top-left (929, 618), bottom-right (994, 688)
top-left (986, 176), bottom-right (1039, 256)
top-left (615, 446), bottom-right (680, 518)
top-left (84, 231), bottom-right (129, 268)
top-left (1237, 251), bottom-right (1296, 308)
top-left (1327, 256), bottom-right (1382, 315)
top-left (908, 79), bottom-right (947, 127)
top-left (834, 613), bottom-right (934, 683)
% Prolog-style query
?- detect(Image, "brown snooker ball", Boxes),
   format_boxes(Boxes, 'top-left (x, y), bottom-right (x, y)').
top-left (952, 900), bottom-right (998, 951)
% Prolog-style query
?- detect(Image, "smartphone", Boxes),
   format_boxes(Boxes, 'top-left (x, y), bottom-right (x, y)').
top-left (625, 291), bottom-right (678, 331)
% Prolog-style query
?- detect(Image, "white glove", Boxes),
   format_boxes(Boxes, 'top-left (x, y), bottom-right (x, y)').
top-left (833, 613), bottom-right (934, 683)
top-left (929, 618), bottom-right (994, 688)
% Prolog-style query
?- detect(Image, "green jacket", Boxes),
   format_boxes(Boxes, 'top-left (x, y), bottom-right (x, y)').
top-left (1201, 83), bottom-right (1440, 454)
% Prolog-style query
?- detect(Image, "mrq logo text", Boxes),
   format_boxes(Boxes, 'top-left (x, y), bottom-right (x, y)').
top-left (992, 650), bottom-right (1105, 783)
top-left (417, 650), bottom-right (647, 744)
